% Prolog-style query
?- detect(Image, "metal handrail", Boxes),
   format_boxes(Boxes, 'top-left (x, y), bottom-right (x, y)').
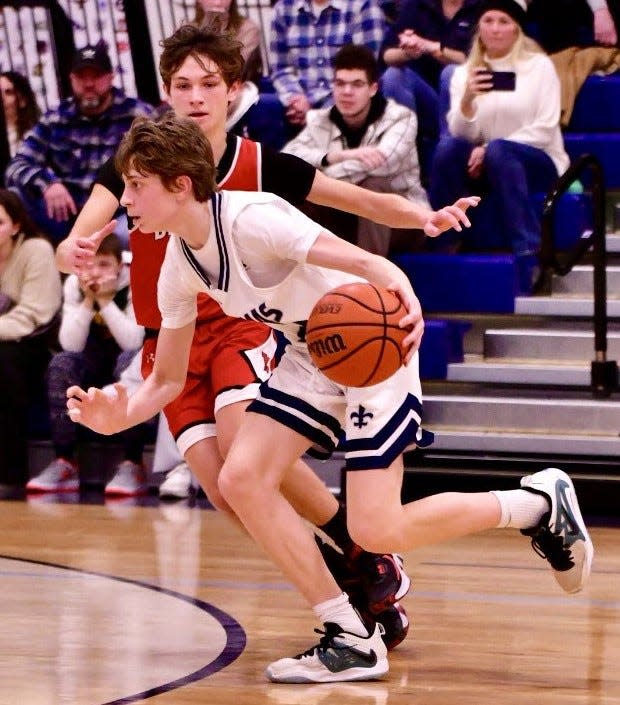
top-left (536, 153), bottom-right (618, 398)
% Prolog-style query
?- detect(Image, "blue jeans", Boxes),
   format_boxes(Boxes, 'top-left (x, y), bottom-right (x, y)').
top-left (381, 66), bottom-right (440, 180)
top-left (429, 137), bottom-right (559, 256)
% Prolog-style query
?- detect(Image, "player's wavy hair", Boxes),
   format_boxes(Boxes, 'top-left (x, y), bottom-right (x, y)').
top-left (159, 20), bottom-right (244, 90)
top-left (115, 114), bottom-right (217, 203)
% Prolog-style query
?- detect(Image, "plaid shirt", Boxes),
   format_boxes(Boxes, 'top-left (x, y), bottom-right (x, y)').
top-left (5, 87), bottom-right (154, 207)
top-left (269, 0), bottom-right (386, 108)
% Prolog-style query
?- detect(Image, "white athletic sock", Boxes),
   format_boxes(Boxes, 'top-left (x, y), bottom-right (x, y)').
top-left (491, 489), bottom-right (550, 529)
top-left (313, 593), bottom-right (369, 636)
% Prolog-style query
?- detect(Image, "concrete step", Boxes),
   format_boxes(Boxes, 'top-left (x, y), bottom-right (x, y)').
top-left (424, 393), bottom-right (620, 434)
top-left (515, 295), bottom-right (620, 317)
top-left (427, 428), bottom-right (620, 456)
top-left (551, 265), bottom-right (620, 296)
top-left (447, 359), bottom-right (590, 385)
top-left (482, 328), bottom-right (620, 361)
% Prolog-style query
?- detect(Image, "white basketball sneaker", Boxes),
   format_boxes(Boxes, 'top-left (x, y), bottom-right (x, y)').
top-left (266, 622), bottom-right (388, 683)
top-left (520, 467), bottom-right (593, 593)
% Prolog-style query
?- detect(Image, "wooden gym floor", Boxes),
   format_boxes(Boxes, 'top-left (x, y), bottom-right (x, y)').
top-left (0, 494), bottom-right (618, 705)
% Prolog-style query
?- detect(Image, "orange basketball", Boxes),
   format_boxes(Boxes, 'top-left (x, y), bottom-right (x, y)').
top-left (306, 282), bottom-right (408, 387)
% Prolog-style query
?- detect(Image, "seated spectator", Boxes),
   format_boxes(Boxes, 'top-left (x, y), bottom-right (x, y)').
top-left (26, 232), bottom-right (150, 496)
top-left (4, 42), bottom-right (154, 246)
top-left (269, 0), bottom-right (386, 131)
top-left (381, 0), bottom-right (482, 175)
top-left (283, 44), bottom-right (429, 255)
top-left (194, 3), bottom-right (263, 132)
top-left (527, 0), bottom-right (619, 54)
top-left (0, 71), bottom-right (41, 157)
top-left (428, 0), bottom-right (570, 293)
top-left (0, 189), bottom-right (61, 488)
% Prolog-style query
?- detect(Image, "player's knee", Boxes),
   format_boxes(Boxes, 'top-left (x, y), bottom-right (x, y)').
top-left (217, 462), bottom-right (252, 507)
top-left (347, 515), bottom-right (399, 554)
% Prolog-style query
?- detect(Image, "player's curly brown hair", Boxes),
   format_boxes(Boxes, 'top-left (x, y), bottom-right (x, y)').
top-left (115, 114), bottom-right (216, 203)
top-left (159, 20), bottom-right (244, 90)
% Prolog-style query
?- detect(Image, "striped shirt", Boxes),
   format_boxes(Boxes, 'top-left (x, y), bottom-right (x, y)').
top-left (269, 0), bottom-right (386, 108)
top-left (5, 87), bottom-right (154, 207)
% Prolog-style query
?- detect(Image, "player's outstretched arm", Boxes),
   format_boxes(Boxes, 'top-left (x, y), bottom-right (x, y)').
top-left (308, 170), bottom-right (480, 231)
top-left (67, 323), bottom-right (195, 433)
top-left (56, 184), bottom-right (121, 274)
top-left (307, 231), bottom-right (423, 363)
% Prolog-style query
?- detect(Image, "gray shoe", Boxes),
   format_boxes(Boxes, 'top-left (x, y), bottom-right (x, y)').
top-left (105, 461), bottom-right (148, 497)
top-left (26, 458), bottom-right (79, 493)
top-left (521, 467), bottom-right (593, 593)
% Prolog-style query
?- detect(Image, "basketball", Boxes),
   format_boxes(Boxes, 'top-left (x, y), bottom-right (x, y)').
top-left (306, 282), bottom-right (408, 387)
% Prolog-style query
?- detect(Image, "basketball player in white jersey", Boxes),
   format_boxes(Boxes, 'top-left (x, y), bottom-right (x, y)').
top-left (67, 113), bottom-right (593, 685)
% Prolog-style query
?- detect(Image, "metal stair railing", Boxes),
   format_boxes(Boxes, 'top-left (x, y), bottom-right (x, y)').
top-left (536, 153), bottom-right (618, 398)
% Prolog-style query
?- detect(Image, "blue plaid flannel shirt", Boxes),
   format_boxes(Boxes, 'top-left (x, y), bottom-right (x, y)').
top-left (5, 87), bottom-right (154, 207)
top-left (269, 0), bottom-right (386, 108)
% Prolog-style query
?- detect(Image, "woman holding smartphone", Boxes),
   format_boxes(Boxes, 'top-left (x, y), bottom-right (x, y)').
top-left (428, 0), bottom-right (569, 293)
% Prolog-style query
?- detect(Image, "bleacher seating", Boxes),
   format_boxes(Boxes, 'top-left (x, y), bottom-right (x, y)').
top-left (563, 73), bottom-right (620, 188)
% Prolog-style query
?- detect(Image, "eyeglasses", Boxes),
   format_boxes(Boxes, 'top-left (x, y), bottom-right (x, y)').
top-left (332, 79), bottom-right (370, 90)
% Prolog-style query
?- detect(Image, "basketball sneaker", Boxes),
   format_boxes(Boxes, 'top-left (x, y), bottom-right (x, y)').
top-left (359, 553), bottom-right (411, 614)
top-left (265, 622), bottom-right (388, 683)
top-left (104, 460), bottom-right (148, 497)
top-left (372, 602), bottom-right (409, 651)
top-left (313, 536), bottom-right (410, 651)
top-left (520, 467), bottom-right (593, 593)
top-left (158, 462), bottom-right (193, 499)
top-left (26, 458), bottom-right (79, 493)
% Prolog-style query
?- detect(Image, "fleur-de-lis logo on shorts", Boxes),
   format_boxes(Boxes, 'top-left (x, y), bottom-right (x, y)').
top-left (350, 405), bottom-right (373, 429)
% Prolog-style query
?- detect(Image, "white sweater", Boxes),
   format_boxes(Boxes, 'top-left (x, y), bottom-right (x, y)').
top-left (448, 52), bottom-right (570, 175)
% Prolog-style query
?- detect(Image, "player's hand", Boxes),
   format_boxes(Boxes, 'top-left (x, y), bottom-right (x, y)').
top-left (63, 220), bottom-right (117, 276)
top-left (66, 382), bottom-right (129, 435)
top-left (387, 281), bottom-right (424, 364)
top-left (43, 182), bottom-right (78, 222)
top-left (423, 196), bottom-right (480, 237)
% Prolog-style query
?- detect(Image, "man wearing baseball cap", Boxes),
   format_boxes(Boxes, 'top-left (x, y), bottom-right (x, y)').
top-left (5, 42), bottom-right (154, 244)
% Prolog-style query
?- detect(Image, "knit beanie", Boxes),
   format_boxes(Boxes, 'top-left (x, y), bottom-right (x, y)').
top-left (480, 0), bottom-right (527, 28)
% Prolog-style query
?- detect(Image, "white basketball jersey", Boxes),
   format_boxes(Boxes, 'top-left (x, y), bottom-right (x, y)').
top-left (159, 190), bottom-right (363, 349)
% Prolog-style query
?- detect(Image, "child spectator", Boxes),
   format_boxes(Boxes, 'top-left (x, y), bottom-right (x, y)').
top-left (26, 233), bottom-right (149, 496)
top-left (0, 189), bottom-right (61, 488)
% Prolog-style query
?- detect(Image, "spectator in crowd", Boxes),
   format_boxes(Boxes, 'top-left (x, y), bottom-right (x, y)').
top-left (381, 0), bottom-right (482, 176)
top-left (0, 189), bottom-right (61, 489)
top-left (26, 232), bottom-right (149, 496)
top-left (195, 1), bottom-right (263, 132)
top-left (428, 0), bottom-right (569, 293)
top-left (4, 42), bottom-right (154, 245)
top-left (527, 0), bottom-right (619, 53)
top-left (283, 44), bottom-right (429, 255)
top-left (269, 0), bottom-right (386, 130)
top-left (0, 71), bottom-right (41, 157)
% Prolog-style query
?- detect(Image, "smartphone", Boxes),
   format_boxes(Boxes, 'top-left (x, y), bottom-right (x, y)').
top-left (489, 71), bottom-right (516, 91)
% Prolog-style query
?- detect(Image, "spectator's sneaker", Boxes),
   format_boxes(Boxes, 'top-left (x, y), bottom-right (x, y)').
top-left (373, 602), bottom-right (409, 651)
top-left (158, 462), bottom-right (193, 500)
top-left (104, 461), bottom-right (148, 497)
top-left (520, 467), bottom-right (593, 593)
top-left (266, 622), bottom-right (388, 683)
top-left (26, 458), bottom-right (79, 493)
top-left (359, 553), bottom-right (411, 614)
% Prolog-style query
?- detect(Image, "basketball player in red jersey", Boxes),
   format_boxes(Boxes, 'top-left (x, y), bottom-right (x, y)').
top-left (56, 22), bottom-right (478, 644)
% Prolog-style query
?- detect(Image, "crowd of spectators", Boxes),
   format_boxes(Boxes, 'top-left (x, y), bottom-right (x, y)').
top-left (0, 0), bottom-right (618, 493)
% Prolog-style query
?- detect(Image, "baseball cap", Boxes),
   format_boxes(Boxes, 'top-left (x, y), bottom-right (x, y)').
top-left (71, 43), bottom-right (113, 74)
